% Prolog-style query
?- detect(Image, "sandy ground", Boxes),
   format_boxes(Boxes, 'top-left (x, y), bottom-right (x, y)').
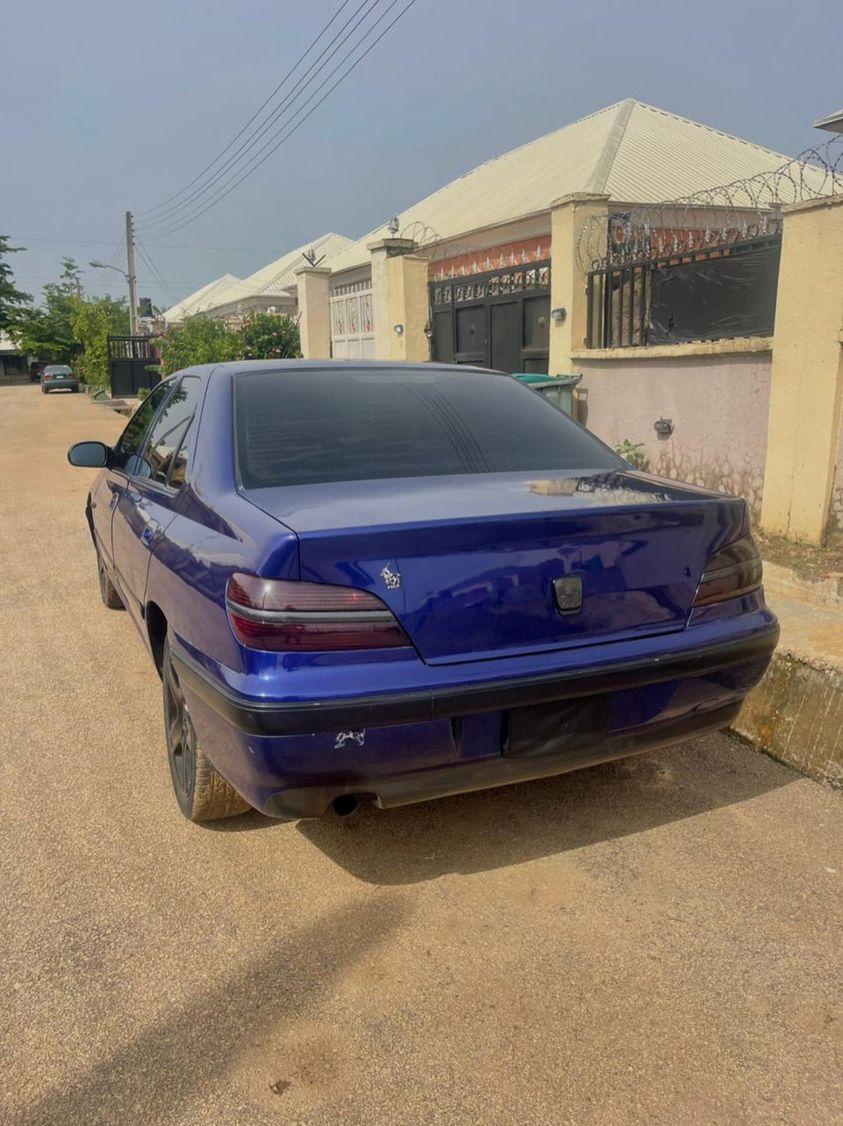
top-left (0, 383), bottom-right (840, 1126)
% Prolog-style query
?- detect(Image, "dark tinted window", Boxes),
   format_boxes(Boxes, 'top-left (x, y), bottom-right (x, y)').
top-left (138, 376), bottom-right (202, 486)
top-left (112, 382), bottom-right (171, 472)
top-left (45, 365), bottom-right (72, 375)
top-left (234, 368), bottom-right (620, 489)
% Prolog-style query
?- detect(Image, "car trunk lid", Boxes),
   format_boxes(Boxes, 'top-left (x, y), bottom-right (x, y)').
top-left (245, 470), bottom-right (746, 665)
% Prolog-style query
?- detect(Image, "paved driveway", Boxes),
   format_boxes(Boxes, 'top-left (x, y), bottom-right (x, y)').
top-left (0, 384), bottom-right (840, 1126)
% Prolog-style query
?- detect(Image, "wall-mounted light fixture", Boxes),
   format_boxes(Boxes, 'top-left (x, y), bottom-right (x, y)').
top-left (550, 307), bottom-right (567, 323)
top-left (654, 417), bottom-right (674, 439)
top-left (394, 324), bottom-right (404, 336)
top-left (423, 323), bottom-right (433, 339)
top-left (387, 216), bottom-right (400, 235)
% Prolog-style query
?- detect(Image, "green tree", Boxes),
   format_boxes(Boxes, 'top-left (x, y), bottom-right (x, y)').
top-left (237, 311), bottom-right (301, 359)
top-left (12, 256), bottom-right (84, 362)
top-left (157, 315), bottom-right (240, 373)
top-left (0, 236), bottom-right (32, 333)
top-left (70, 295), bottom-right (130, 390)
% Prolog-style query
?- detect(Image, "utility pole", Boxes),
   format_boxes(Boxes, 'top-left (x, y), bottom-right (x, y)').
top-left (125, 210), bottom-right (139, 335)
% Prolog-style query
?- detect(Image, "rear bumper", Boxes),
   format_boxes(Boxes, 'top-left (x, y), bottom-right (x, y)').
top-left (173, 622), bottom-right (779, 738)
top-left (264, 698), bottom-right (743, 818)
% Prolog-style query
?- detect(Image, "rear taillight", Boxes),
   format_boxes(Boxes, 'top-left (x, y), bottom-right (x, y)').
top-left (693, 536), bottom-right (763, 606)
top-left (225, 573), bottom-right (410, 652)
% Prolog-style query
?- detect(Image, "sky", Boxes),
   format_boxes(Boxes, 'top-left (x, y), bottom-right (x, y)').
top-left (3, 0), bottom-right (841, 310)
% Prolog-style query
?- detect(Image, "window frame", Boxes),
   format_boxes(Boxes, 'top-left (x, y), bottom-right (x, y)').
top-left (230, 366), bottom-right (623, 492)
top-left (135, 375), bottom-right (202, 493)
top-left (110, 379), bottom-right (175, 479)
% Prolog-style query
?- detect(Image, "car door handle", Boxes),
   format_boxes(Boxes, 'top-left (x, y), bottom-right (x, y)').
top-left (141, 522), bottom-right (160, 543)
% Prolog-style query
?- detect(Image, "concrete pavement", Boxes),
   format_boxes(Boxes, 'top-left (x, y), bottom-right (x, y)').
top-left (0, 384), bottom-right (840, 1126)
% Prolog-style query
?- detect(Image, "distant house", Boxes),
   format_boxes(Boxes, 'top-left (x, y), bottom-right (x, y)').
top-left (0, 331), bottom-right (28, 381)
top-left (161, 275), bottom-right (245, 325)
top-left (162, 232), bottom-right (353, 327)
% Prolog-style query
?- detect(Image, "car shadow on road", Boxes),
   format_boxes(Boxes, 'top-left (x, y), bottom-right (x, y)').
top-left (11, 896), bottom-right (407, 1126)
top-left (296, 736), bottom-right (798, 885)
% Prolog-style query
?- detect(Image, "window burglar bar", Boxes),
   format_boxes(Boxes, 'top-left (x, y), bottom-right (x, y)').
top-left (586, 235), bottom-right (782, 349)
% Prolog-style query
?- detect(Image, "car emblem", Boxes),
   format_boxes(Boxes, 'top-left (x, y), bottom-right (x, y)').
top-left (380, 563), bottom-right (401, 591)
top-left (553, 575), bottom-right (583, 614)
top-left (334, 730), bottom-right (365, 749)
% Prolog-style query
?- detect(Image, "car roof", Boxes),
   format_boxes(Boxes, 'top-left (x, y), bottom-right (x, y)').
top-left (179, 359), bottom-right (501, 380)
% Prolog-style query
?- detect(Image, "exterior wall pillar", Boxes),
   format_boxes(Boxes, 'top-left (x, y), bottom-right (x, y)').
top-left (385, 254), bottom-right (430, 362)
top-left (760, 196), bottom-right (843, 544)
top-left (548, 193), bottom-right (610, 374)
top-left (294, 265), bottom-right (332, 359)
top-left (369, 238), bottom-right (430, 361)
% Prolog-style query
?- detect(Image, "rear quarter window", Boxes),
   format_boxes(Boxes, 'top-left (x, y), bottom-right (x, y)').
top-left (234, 368), bottom-right (620, 489)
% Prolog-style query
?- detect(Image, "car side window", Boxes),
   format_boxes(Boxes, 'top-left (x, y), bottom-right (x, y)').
top-left (138, 376), bottom-right (202, 487)
top-left (112, 383), bottom-right (172, 473)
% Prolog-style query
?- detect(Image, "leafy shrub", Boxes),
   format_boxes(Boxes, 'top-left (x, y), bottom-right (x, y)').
top-left (615, 439), bottom-right (649, 471)
top-left (157, 311), bottom-right (301, 374)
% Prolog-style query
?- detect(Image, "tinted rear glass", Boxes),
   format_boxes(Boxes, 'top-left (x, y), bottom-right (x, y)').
top-left (45, 365), bottom-right (72, 375)
top-left (234, 368), bottom-right (619, 489)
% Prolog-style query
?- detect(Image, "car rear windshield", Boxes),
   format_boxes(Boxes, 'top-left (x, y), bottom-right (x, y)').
top-left (234, 368), bottom-right (620, 489)
top-left (45, 365), bottom-right (72, 375)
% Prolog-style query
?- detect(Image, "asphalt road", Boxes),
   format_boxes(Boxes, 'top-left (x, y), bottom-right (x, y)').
top-left (0, 383), bottom-right (840, 1126)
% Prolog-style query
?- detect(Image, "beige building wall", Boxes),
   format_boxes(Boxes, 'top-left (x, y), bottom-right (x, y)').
top-left (369, 239), bottom-right (416, 359)
top-left (760, 196), bottom-right (843, 544)
top-left (294, 267), bottom-right (332, 359)
top-left (573, 345), bottom-right (773, 515)
top-left (384, 254), bottom-right (430, 363)
top-left (549, 193), bottom-right (609, 374)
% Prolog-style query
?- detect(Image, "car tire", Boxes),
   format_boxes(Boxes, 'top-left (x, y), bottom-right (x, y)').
top-left (162, 638), bottom-right (251, 822)
top-left (97, 553), bottom-right (125, 610)
top-left (41, 387), bottom-right (48, 394)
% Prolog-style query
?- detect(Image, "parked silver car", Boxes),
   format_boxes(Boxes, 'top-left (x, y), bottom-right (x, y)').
top-left (41, 365), bottom-right (80, 394)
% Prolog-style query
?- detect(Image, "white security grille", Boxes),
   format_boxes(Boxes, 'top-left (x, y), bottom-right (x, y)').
top-left (330, 276), bottom-right (374, 359)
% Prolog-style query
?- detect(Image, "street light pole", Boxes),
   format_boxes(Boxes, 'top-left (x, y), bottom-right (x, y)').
top-left (125, 211), bottom-right (138, 335)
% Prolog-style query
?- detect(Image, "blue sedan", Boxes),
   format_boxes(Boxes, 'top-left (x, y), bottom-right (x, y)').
top-left (68, 361), bottom-right (778, 822)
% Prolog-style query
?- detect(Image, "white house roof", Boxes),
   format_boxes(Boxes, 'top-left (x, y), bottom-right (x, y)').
top-left (162, 274), bottom-right (243, 324)
top-left (328, 99), bottom-right (826, 274)
top-left (183, 232), bottom-right (354, 316)
top-left (814, 108), bottom-right (843, 134)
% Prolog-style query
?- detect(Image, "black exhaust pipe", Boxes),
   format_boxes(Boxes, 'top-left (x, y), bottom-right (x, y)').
top-left (331, 794), bottom-right (360, 818)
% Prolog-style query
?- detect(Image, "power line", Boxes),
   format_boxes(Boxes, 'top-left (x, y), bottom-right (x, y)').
top-left (9, 235), bottom-right (306, 253)
top-left (134, 240), bottom-right (181, 306)
top-left (139, 0), bottom-right (418, 240)
top-left (136, 0), bottom-right (356, 220)
top-left (138, 0), bottom-right (383, 232)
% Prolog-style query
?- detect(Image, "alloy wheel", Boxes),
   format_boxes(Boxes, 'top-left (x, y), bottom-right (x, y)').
top-left (164, 655), bottom-right (196, 805)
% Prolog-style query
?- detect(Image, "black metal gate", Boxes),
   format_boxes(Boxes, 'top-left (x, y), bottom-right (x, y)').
top-left (429, 261), bottom-right (551, 373)
top-left (586, 235), bottom-right (782, 348)
top-left (108, 336), bottom-right (161, 398)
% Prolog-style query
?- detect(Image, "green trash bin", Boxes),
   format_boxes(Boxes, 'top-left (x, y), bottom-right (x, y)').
top-left (512, 372), bottom-right (582, 416)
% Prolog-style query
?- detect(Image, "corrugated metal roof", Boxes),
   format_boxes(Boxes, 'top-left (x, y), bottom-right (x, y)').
top-left (162, 233), bottom-right (353, 321)
top-left (328, 99), bottom-right (823, 275)
top-left (814, 108), bottom-right (843, 133)
top-left (193, 232), bottom-right (353, 314)
top-left (162, 274), bottom-right (243, 324)
top-left (238, 232), bottom-right (353, 296)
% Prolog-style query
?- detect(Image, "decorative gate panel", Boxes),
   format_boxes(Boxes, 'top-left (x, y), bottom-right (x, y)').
top-left (429, 261), bottom-right (551, 373)
top-left (330, 277), bottom-right (374, 359)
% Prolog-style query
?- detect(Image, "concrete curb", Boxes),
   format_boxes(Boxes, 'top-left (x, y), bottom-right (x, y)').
top-left (731, 565), bottom-right (842, 787)
top-left (763, 560), bottom-right (843, 610)
top-left (733, 647), bottom-right (843, 788)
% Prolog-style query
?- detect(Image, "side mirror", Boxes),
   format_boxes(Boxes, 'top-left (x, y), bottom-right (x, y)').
top-left (67, 441), bottom-right (111, 468)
